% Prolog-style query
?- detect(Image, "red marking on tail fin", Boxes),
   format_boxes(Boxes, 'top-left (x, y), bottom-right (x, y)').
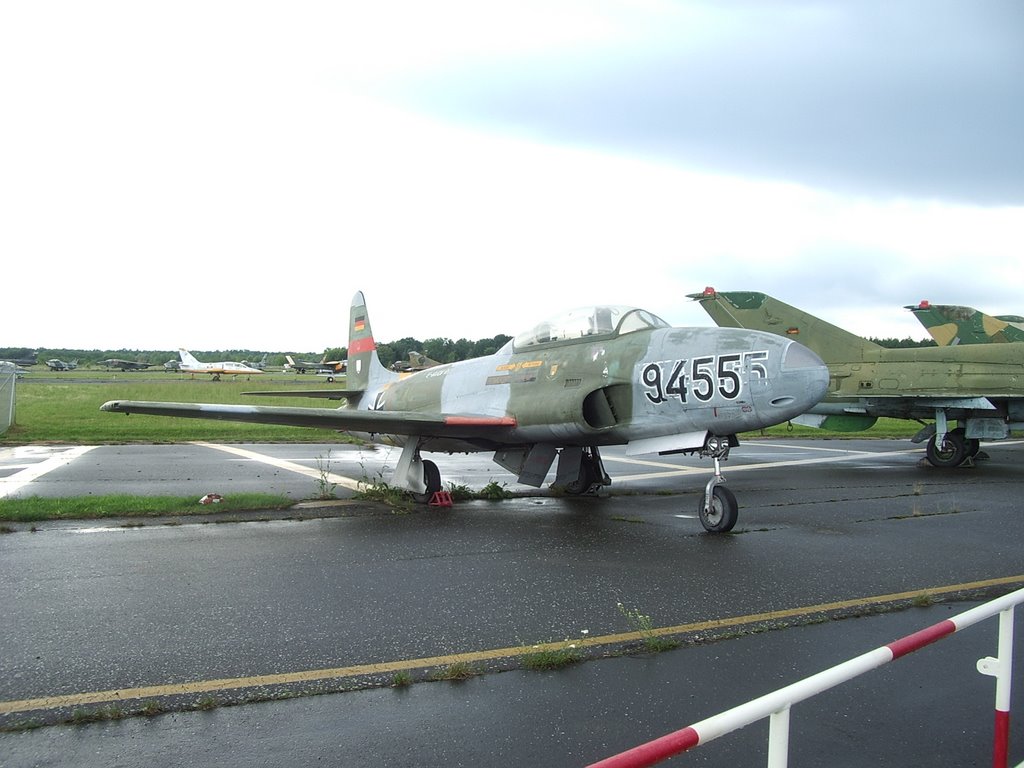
top-left (349, 337), bottom-right (375, 354)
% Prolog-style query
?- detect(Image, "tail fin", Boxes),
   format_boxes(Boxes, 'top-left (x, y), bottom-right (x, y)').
top-left (905, 301), bottom-right (1024, 345)
top-left (178, 349), bottom-right (202, 367)
top-left (689, 288), bottom-right (880, 364)
top-left (346, 291), bottom-right (399, 393)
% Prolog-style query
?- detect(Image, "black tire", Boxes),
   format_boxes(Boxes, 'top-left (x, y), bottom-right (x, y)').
top-left (926, 428), bottom-right (968, 468)
top-left (563, 461), bottom-right (598, 495)
top-left (698, 485), bottom-right (738, 533)
top-left (412, 459), bottom-right (442, 503)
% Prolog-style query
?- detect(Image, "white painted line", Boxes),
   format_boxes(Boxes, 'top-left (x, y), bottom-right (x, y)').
top-left (610, 446), bottom-right (927, 484)
top-left (191, 442), bottom-right (364, 491)
top-left (603, 455), bottom-right (707, 472)
top-left (0, 446), bottom-right (97, 498)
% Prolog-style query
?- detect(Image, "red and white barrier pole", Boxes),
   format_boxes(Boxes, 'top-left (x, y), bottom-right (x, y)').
top-left (977, 607), bottom-right (1014, 768)
top-left (588, 588), bottom-right (1024, 768)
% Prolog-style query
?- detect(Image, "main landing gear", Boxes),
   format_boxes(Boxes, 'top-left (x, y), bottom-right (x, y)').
top-left (412, 459), bottom-right (442, 503)
top-left (555, 446), bottom-right (611, 496)
top-left (925, 427), bottom-right (981, 469)
top-left (395, 443), bottom-right (443, 503)
top-left (697, 435), bottom-right (738, 533)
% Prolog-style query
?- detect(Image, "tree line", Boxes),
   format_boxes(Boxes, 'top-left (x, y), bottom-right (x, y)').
top-left (1, 334), bottom-right (934, 371)
top-left (2, 334), bottom-right (515, 370)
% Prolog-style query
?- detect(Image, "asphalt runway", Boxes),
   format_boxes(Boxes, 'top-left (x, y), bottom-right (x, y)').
top-left (2, 438), bottom-right (1024, 766)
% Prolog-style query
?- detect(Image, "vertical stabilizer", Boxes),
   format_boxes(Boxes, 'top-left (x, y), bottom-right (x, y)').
top-left (906, 301), bottom-right (1024, 345)
top-left (689, 289), bottom-right (881, 364)
top-left (346, 291), bottom-right (398, 394)
top-left (178, 349), bottom-right (202, 367)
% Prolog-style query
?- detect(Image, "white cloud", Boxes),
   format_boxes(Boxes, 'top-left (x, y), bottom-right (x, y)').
top-left (1, 1), bottom-right (1021, 351)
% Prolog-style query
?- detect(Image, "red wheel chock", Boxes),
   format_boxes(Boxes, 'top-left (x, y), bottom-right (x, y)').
top-left (429, 491), bottom-right (453, 507)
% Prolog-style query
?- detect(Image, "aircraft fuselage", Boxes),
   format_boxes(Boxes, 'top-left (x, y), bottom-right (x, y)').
top-left (361, 326), bottom-right (827, 454)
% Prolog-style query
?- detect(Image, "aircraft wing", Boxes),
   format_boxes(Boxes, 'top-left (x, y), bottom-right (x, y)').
top-left (99, 400), bottom-right (516, 437)
top-left (244, 389), bottom-right (357, 401)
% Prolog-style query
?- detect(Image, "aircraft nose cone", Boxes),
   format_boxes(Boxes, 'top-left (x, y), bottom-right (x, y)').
top-left (772, 341), bottom-right (829, 412)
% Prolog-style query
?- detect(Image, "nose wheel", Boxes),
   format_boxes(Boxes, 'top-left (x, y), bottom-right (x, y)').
top-left (698, 484), bottom-right (738, 533)
top-left (697, 435), bottom-right (738, 533)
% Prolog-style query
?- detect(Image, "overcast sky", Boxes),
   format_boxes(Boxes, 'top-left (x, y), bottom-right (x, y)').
top-left (2, 1), bottom-right (1022, 353)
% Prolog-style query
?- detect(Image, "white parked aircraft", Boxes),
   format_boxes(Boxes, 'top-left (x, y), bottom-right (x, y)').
top-left (177, 349), bottom-right (264, 380)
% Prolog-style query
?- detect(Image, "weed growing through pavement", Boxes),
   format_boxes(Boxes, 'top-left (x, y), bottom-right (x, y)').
top-left (446, 483), bottom-right (475, 501)
top-left (617, 601), bottom-right (679, 652)
top-left (429, 662), bottom-right (478, 681)
top-left (354, 461), bottom-right (413, 510)
top-left (521, 630), bottom-right (589, 671)
top-left (314, 450), bottom-right (337, 499)
top-left (476, 481), bottom-right (513, 500)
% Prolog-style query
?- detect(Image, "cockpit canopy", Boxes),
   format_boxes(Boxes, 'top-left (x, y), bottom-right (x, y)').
top-left (513, 305), bottom-right (670, 350)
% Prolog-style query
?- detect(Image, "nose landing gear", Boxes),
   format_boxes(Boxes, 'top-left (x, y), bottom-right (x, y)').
top-left (697, 435), bottom-right (738, 533)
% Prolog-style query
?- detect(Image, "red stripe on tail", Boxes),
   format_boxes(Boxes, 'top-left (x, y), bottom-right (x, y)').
top-left (349, 337), bottom-right (375, 355)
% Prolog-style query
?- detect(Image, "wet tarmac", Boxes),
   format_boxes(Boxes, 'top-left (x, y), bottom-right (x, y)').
top-left (2, 439), bottom-right (1023, 766)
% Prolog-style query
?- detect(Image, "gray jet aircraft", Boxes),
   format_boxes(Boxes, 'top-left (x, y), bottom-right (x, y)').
top-left (102, 292), bottom-right (829, 532)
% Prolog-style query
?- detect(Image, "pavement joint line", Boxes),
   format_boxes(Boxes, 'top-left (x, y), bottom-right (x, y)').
top-left (191, 441), bottom-right (363, 492)
top-left (3, 574), bottom-right (1022, 717)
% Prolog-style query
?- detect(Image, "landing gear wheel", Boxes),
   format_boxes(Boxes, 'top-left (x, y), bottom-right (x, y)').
top-left (926, 428), bottom-right (968, 468)
top-left (412, 460), bottom-right (442, 503)
top-left (698, 485), bottom-right (738, 533)
top-left (564, 461), bottom-right (599, 495)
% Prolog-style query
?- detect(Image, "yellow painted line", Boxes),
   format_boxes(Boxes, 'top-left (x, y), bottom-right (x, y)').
top-left (3, 574), bottom-right (1022, 716)
top-left (192, 442), bottom-right (363, 491)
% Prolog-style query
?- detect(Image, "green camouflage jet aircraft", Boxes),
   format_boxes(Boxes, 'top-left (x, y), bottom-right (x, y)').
top-left (906, 300), bottom-right (1024, 345)
top-left (690, 288), bottom-right (1024, 469)
top-left (102, 292), bottom-right (829, 532)
top-left (99, 290), bottom-right (827, 532)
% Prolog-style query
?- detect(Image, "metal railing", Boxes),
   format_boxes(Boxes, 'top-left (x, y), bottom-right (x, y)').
top-left (0, 362), bottom-right (16, 434)
top-left (589, 586), bottom-right (1023, 768)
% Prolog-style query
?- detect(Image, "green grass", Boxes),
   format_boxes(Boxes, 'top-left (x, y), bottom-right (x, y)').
top-left (0, 493), bottom-right (293, 523)
top-left (2, 375), bottom-right (360, 444)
